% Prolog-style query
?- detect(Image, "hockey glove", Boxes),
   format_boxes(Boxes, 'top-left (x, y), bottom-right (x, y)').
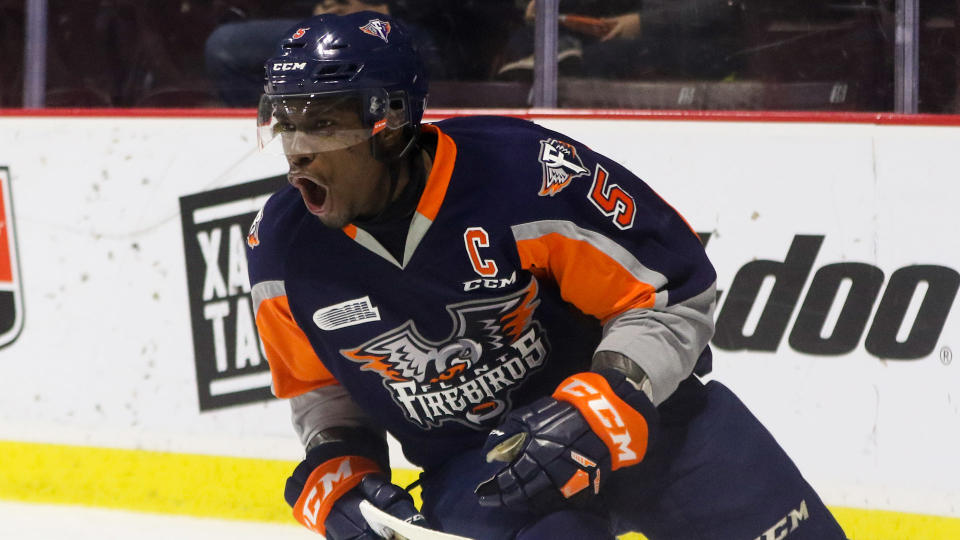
top-left (475, 370), bottom-right (658, 511)
top-left (323, 473), bottom-right (427, 539)
top-left (285, 436), bottom-right (426, 538)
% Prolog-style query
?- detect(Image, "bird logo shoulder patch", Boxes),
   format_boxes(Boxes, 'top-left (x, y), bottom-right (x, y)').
top-left (341, 279), bottom-right (549, 430)
top-left (246, 206), bottom-right (264, 248)
top-left (537, 138), bottom-right (589, 196)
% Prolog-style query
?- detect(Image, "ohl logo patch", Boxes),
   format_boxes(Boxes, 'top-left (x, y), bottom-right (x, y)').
top-left (342, 279), bottom-right (550, 430)
top-left (537, 138), bottom-right (589, 196)
top-left (0, 167), bottom-right (24, 350)
top-left (359, 19), bottom-right (391, 43)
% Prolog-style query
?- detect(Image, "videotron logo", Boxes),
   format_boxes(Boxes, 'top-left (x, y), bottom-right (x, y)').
top-left (179, 176), bottom-right (286, 410)
top-left (0, 167), bottom-right (24, 350)
top-left (701, 233), bottom-right (959, 360)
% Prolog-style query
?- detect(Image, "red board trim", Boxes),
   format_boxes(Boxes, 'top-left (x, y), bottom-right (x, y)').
top-left (2, 107), bottom-right (960, 126)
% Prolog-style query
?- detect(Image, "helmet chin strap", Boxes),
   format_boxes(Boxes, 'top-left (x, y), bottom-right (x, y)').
top-left (394, 126), bottom-right (420, 160)
top-left (359, 131), bottom-right (422, 225)
top-left (364, 122), bottom-right (421, 217)
top-left (352, 126), bottom-right (431, 262)
top-left (381, 160), bottom-right (403, 220)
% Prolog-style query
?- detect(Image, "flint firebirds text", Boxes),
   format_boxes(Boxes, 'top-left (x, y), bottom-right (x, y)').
top-left (342, 281), bottom-right (549, 429)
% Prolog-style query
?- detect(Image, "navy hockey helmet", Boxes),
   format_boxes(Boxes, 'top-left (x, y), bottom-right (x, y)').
top-left (258, 11), bottom-right (429, 157)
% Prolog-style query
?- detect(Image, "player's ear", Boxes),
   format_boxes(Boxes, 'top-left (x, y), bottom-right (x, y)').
top-left (378, 114), bottom-right (410, 157)
top-left (380, 126), bottom-right (404, 148)
top-left (381, 98), bottom-right (408, 143)
top-left (375, 94), bottom-right (419, 160)
top-left (387, 95), bottom-right (408, 126)
top-left (377, 129), bottom-right (404, 159)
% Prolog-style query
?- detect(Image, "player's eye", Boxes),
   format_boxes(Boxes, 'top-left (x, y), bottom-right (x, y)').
top-left (272, 121), bottom-right (296, 135)
top-left (310, 119), bottom-right (337, 135)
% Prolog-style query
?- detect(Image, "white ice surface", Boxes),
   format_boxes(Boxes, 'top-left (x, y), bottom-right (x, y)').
top-left (0, 501), bottom-right (316, 540)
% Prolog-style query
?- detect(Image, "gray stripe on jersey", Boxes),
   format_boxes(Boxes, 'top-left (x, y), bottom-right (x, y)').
top-left (352, 227), bottom-right (403, 269)
top-left (291, 385), bottom-right (382, 449)
top-left (596, 282), bottom-right (716, 405)
top-left (403, 212), bottom-right (434, 267)
top-left (251, 280), bottom-right (286, 316)
top-left (510, 220), bottom-right (670, 298)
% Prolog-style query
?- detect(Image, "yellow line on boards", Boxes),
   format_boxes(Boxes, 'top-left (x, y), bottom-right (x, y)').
top-left (0, 440), bottom-right (296, 522)
top-left (1, 441), bottom-right (957, 539)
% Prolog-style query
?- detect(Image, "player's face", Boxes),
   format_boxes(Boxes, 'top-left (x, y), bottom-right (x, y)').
top-left (284, 106), bottom-right (391, 229)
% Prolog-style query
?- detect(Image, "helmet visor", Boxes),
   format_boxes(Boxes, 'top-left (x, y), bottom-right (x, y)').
top-left (257, 92), bottom-right (388, 155)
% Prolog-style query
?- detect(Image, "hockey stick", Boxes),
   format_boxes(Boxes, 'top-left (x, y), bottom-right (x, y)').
top-left (358, 500), bottom-right (474, 540)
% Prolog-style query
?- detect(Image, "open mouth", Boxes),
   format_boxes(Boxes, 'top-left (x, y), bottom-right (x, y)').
top-left (290, 176), bottom-right (328, 215)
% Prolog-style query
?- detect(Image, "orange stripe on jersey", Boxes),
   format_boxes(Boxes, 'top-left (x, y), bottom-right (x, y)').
top-left (255, 295), bottom-right (338, 398)
top-left (515, 233), bottom-right (655, 323)
top-left (341, 223), bottom-right (358, 239)
top-left (416, 124), bottom-right (457, 222)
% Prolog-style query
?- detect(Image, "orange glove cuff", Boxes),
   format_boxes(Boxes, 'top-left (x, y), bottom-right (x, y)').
top-left (292, 455), bottom-right (381, 535)
top-left (552, 372), bottom-right (649, 470)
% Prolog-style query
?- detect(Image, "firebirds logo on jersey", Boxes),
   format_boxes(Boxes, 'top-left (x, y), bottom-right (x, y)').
top-left (341, 279), bottom-right (549, 430)
top-left (538, 138), bottom-right (589, 196)
top-left (359, 19), bottom-right (391, 42)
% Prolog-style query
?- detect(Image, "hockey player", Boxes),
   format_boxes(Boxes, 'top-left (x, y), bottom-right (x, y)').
top-left (246, 11), bottom-right (848, 540)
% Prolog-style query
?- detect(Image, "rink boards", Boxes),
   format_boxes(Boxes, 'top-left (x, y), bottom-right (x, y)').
top-left (0, 109), bottom-right (958, 539)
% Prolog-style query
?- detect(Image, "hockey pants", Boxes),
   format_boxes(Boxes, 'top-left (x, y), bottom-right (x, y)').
top-left (418, 378), bottom-right (848, 540)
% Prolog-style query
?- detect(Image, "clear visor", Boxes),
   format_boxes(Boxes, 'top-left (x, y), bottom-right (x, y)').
top-left (257, 92), bottom-right (388, 155)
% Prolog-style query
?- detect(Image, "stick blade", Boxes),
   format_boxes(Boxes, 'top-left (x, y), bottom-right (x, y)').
top-left (358, 500), bottom-right (475, 540)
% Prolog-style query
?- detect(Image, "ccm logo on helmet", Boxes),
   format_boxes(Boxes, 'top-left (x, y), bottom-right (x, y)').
top-left (273, 62), bottom-right (307, 72)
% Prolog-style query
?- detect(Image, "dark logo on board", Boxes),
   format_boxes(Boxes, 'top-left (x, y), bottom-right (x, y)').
top-left (179, 176), bottom-right (286, 410)
top-left (0, 167), bottom-right (24, 350)
top-left (701, 233), bottom-right (959, 360)
top-left (342, 279), bottom-right (549, 429)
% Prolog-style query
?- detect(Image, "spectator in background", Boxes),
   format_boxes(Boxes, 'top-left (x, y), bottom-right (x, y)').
top-left (497, 0), bottom-right (743, 82)
top-left (316, 0), bottom-right (384, 15)
top-left (204, 0), bottom-right (443, 107)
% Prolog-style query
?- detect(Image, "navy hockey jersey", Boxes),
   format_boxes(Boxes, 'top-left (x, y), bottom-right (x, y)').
top-left (246, 116), bottom-right (717, 470)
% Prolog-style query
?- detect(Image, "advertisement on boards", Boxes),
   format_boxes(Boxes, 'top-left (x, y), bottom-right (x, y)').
top-left (0, 167), bottom-right (23, 350)
top-left (179, 175), bottom-right (287, 411)
top-left (0, 114), bottom-right (957, 518)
